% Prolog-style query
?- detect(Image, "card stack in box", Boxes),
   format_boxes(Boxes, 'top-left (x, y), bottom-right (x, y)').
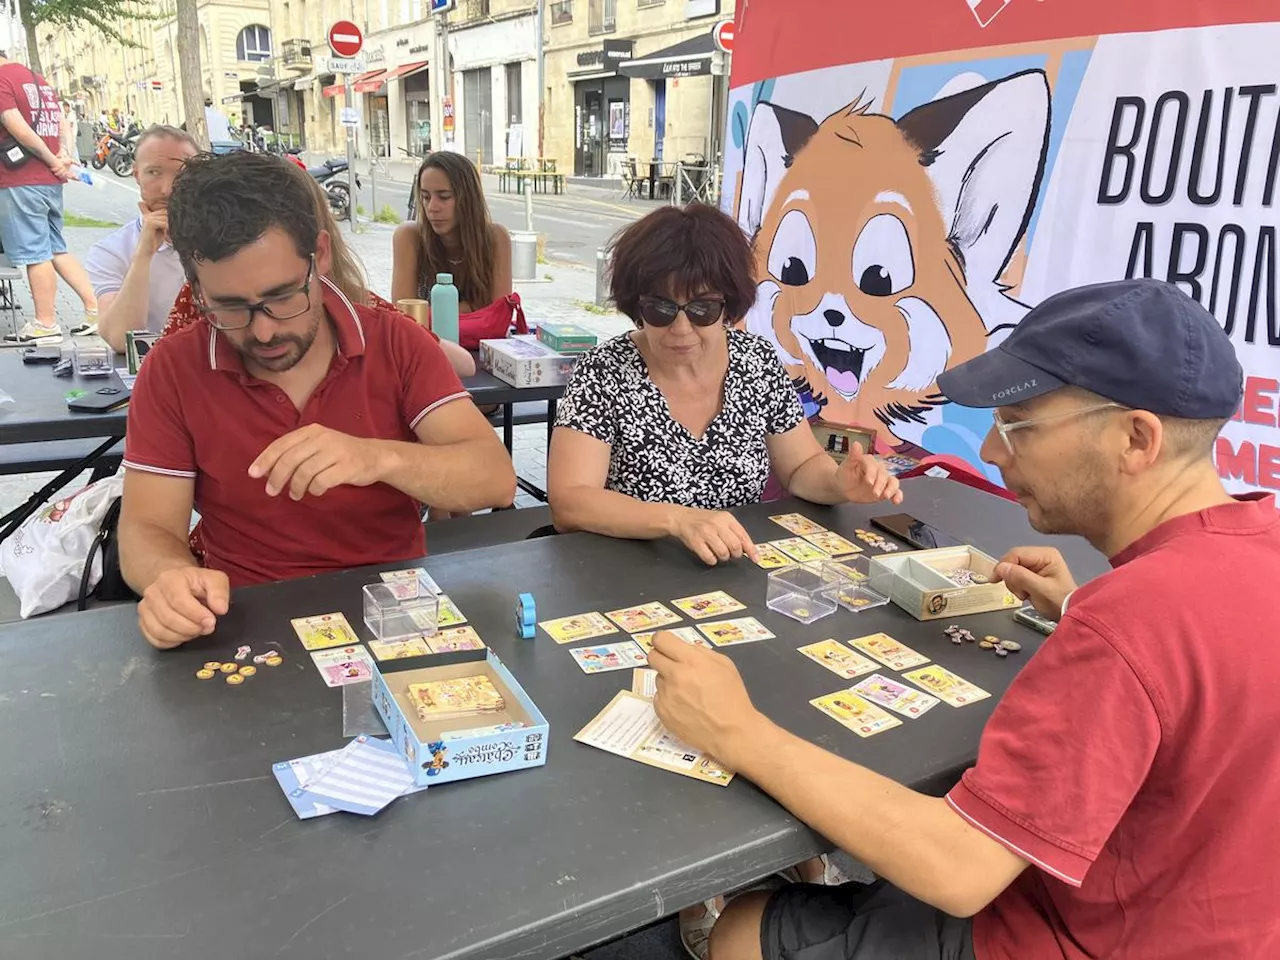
top-left (868, 545), bottom-right (1019, 620)
top-left (370, 649), bottom-right (549, 787)
top-left (479, 335), bottom-right (577, 388)
top-left (536, 323), bottom-right (598, 354)
top-left (811, 420), bottom-right (878, 463)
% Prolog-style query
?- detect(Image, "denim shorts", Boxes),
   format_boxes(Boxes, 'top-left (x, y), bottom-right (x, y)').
top-left (0, 184), bottom-right (67, 265)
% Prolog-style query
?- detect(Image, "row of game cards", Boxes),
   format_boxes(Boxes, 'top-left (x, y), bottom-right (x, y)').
top-left (756, 512), bottom-right (862, 568)
top-left (799, 632), bottom-right (991, 738)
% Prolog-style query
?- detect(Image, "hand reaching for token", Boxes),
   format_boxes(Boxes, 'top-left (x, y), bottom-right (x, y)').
top-left (138, 567), bottom-right (231, 649)
top-left (992, 546), bottom-right (1077, 620)
top-left (249, 424), bottom-right (381, 500)
top-left (669, 507), bottom-right (759, 566)
top-left (835, 444), bottom-right (904, 505)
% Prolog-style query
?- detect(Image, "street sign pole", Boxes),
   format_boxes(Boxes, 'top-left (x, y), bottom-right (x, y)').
top-left (346, 73), bottom-right (360, 233)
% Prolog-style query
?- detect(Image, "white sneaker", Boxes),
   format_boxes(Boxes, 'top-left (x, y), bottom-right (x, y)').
top-left (72, 310), bottom-right (99, 337)
top-left (4, 322), bottom-right (62, 342)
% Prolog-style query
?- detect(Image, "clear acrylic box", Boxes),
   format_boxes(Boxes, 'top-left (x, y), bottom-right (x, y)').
top-left (73, 340), bottom-right (112, 377)
top-left (821, 556), bottom-right (890, 613)
top-left (766, 563), bottom-right (840, 624)
top-left (362, 582), bottom-right (439, 641)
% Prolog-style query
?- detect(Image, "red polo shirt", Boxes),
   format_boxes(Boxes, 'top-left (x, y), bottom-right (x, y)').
top-left (949, 494), bottom-right (1280, 959)
top-left (122, 278), bottom-right (469, 586)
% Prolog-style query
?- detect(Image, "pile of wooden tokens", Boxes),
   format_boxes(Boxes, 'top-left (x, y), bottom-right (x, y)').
top-left (195, 645), bottom-right (283, 684)
top-left (853, 528), bottom-right (900, 552)
top-left (948, 568), bottom-right (990, 586)
top-left (944, 624), bottom-right (1021, 657)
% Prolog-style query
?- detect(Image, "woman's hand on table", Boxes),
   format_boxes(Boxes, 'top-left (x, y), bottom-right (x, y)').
top-left (835, 444), bottom-right (904, 505)
top-left (669, 506), bottom-right (759, 566)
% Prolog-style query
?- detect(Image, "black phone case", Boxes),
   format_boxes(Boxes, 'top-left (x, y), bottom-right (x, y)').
top-left (67, 382), bottom-right (131, 413)
top-left (22, 347), bottom-right (61, 363)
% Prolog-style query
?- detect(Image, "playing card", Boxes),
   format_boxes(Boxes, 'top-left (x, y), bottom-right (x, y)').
top-left (539, 611), bottom-right (620, 644)
top-left (291, 613), bottom-right (360, 651)
top-left (309, 645), bottom-right (376, 687)
top-left (368, 637), bottom-right (431, 661)
top-left (849, 632), bottom-right (931, 671)
top-left (770, 513), bottom-right (827, 536)
top-left (435, 595), bottom-right (467, 627)
top-left (771, 537), bottom-right (830, 563)
top-left (697, 616), bottom-right (775, 647)
top-left (810, 691), bottom-right (903, 737)
top-left (797, 639), bottom-right (878, 679)
top-left (804, 531), bottom-right (864, 557)
top-left (570, 641), bottom-right (649, 674)
top-left (671, 590), bottom-right (747, 620)
top-left (902, 665), bottom-right (992, 707)
top-left (752, 543), bottom-right (794, 568)
top-left (381, 567), bottom-right (442, 594)
top-left (852, 674), bottom-right (941, 718)
top-left (424, 625), bottom-right (486, 653)
top-left (632, 668), bottom-right (659, 698)
top-left (632, 626), bottom-right (712, 655)
top-left (604, 601), bottom-right (683, 632)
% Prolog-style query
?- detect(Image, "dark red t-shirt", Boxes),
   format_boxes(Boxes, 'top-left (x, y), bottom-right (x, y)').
top-left (949, 494), bottom-right (1280, 959)
top-left (122, 278), bottom-right (469, 586)
top-left (0, 62), bottom-right (61, 188)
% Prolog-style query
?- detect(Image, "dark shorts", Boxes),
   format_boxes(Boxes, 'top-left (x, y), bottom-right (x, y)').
top-left (761, 881), bottom-right (976, 960)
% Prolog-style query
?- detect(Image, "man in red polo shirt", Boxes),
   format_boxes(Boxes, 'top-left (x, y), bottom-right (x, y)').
top-left (647, 279), bottom-right (1280, 959)
top-left (119, 152), bottom-right (516, 649)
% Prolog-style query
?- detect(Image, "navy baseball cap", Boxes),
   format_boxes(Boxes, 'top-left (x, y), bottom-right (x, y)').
top-left (938, 279), bottom-right (1243, 417)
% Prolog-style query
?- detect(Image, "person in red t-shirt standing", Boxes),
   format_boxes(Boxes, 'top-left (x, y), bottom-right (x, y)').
top-left (0, 50), bottom-right (99, 341)
top-left (645, 278), bottom-right (1280, 960)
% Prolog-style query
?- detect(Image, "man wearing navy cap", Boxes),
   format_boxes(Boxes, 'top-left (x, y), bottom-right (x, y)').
top-left (646, 279), bottom-right (1280, 960)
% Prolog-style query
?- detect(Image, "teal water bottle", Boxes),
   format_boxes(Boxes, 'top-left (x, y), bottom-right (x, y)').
top-left (430, 273), bottom-right (460, 343)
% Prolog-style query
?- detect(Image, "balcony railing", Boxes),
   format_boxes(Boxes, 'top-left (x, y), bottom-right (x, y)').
top-left (550, 1), bottom-right (573, 25)
top-left (588, 0), bottom-right (616, 35)
top-left (280, 38), bottom-right (313, 71)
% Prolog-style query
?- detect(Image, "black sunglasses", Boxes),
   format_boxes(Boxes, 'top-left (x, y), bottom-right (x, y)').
top-left (638, 295), bottom-right (726, 328)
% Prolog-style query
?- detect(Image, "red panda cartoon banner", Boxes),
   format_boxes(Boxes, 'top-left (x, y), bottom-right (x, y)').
top-left (723, 0), bottom-right (1280, 495)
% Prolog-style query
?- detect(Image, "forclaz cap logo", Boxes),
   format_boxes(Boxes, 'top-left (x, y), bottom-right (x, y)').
top-left (966, 0), bottom-right (1013, 28)
top-left (991, 379), bottom-right (1038, 402)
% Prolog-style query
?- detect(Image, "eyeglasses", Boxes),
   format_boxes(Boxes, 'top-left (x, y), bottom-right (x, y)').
top-left (196, 255), bottom-right (316, 331)
top-left (637, 295), bottom-right (726, 328)
top-left (990, 402), bottom-right (1125, 455)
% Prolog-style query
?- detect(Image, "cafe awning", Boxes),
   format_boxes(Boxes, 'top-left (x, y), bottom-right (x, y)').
top-left (353, 69), bottom-right (389, 93)
top-left (618, 33), bottom-right (714, 80)
top-left (384, 60), bottom-right (429, 83)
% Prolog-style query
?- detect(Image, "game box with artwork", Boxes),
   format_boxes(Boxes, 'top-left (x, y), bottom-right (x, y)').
top-left (869, 546), bottom-right (1019, 621)
top-left (370, 649), bottom-right (549, 788)
top-left (479, 335), bottom-right (577, 388)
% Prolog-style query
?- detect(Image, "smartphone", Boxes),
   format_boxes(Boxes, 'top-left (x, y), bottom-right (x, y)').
top-left (1014, 605), bottom-right (1058, 636)
top-left (870, 513), bottom-right (965, 551)
top-left (21, 346), bottom-right (61, 364)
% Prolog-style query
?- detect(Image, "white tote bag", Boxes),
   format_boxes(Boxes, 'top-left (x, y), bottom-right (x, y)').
top-left (0, 474), bottom-right (125, 618)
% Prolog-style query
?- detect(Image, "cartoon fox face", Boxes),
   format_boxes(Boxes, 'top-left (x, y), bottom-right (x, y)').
top-left (737, 71), bottom-right (1050, 442)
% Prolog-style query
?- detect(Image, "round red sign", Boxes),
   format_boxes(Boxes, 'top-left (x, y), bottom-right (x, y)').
top-left (327, 20), bottom-right (364, 58)
top-left (712, 19), bottom-right (734, 54)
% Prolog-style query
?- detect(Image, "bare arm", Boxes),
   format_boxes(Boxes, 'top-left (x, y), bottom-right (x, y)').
top-left (437, 338), bottom-right (476, 377)
top-left (490, 223), bottom-right (513, 298)
top-left (391, 223), bottom-right (423, 305)
top-left (118, 469), bottom-right (199, 593)
top-left (547, 426), bottom-right (681, 538)
top-left (768, 426), bottom-right (902, 506)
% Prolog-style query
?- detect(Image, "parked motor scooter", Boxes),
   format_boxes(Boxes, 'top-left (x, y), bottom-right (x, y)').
top-left (304, 153), bottom-right (362, 222)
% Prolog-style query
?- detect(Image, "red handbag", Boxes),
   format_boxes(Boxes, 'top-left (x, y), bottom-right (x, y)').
top-left (458, 293), bottom-right (528, 350)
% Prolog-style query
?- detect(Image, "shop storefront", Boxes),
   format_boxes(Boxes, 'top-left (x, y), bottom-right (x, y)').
top-left (447, 12), bottom-right (539, 166)
top-left (360, 23), bottom-right (435, 161)
top-left (569, 40), bottom-right (634, 177)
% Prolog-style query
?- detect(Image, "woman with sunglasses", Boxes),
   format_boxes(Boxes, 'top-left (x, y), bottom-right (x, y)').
top-left (547, 204), bottom-right (903, 569)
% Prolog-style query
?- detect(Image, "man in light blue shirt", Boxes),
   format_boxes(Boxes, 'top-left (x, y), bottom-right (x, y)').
top-left (85, 125), bottom-right (197, 352)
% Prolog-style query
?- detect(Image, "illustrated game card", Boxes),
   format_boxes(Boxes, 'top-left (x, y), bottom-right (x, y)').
top-left (424, 625), bottom-right (486, 654)
top-left (902, 665), bottom-right (992, 707)
top-left (379, 567), bottom-right (442, 600)
top-left (849, 632), bottom-right (931, 671)
top-left (810, 691), bottom-right (903, 738)
top-left (852, 674), bottom-right (941, 718)
top-left (770, 513), bottom-right (827, 536)
top-left (434, 595), bottom-right (467, 628)
top-left (697, 616), bottom-right (775, 647)
top-left (671, 590), bottom-right (747, 620)
top-left (632, 668), bottom-right (658, 698)
top-left (539, 611), bottom-right (620, 644)
top-left (752, 543), bottom-right (794, 569)
top-left (631, 626), bottom-right (711, 655)
top-left (804, 531), bottom-right (864, 557)
top-left (292, 612), bottom-right (360, 651)
top-left (797, 639), bottom-right (878, 680)
top-left (409, 674), bottom-right (506, 721)
top-left (771, 537), bottom-right (830, 563)
top-left (575, 690), bottom-right (735, 786)
top-left (309, 645), bottom-right (376, 687)
top-left (605, 601), bottom-right (683, 633)
top-left (368, 637), bottom-right (431, 661)
top-left (570, 640), bottom-right (649, 674)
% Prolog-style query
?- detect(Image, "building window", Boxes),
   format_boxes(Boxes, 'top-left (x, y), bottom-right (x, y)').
top-left (505, 62), bottom-right (522, 124)
top-left (464, 0), bottom-right (491, 17)
top-left (236, 24), bottom-right (272, 62)
top-left (589, 0), bottom-right (616, 35)
top-left (638, 0), bottom-right (664, 6)
top-left (550, 0), bottom-right (573, 24)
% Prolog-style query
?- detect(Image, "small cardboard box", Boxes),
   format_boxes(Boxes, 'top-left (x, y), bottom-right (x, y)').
top-left (370, 650), bottom-right (549, 788)
top-left (812, 420), bottom-right (877, 462)
top-left (868, 546), bottom-right (1020, 621)
top-left (536, 323), bottom-right (598, 354)
top-left (125, 329), bottom-right (161, 375)
top-left (479, 335), bottom-right (577, 388)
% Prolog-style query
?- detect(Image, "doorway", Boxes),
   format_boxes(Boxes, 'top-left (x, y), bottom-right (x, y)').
top-left (463, 67), bottom-right (493, 166)
top-left (653, 79), bottom-right (666, 162)
top-left (575, 85), bottom-right (604, 177)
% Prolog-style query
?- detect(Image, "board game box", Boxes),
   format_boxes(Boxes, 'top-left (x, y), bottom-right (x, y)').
top-left (479, 335), bottom-right (577, 388)
top-left (370, 650), bottom-right (549, 787)
top-left (536, 323), bottom-right (598, 354)
top-left (868, 545), bottom-right (1019, 620)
